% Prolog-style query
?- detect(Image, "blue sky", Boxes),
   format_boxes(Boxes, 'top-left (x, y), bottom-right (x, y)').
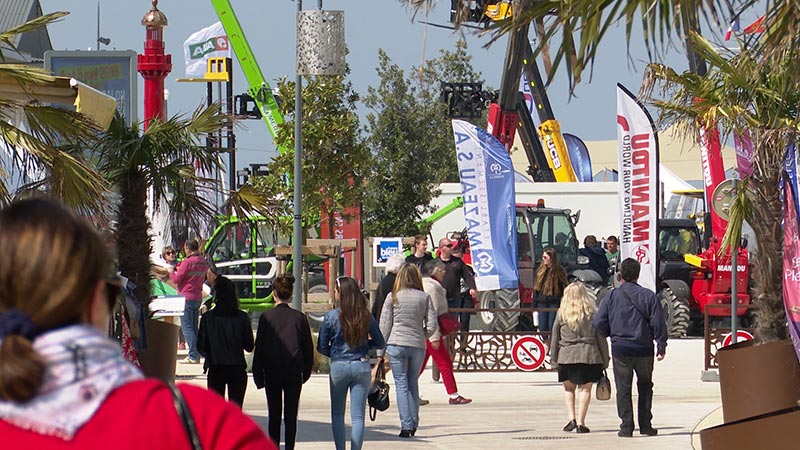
top-left (39, 0), bottom-right (736, 171)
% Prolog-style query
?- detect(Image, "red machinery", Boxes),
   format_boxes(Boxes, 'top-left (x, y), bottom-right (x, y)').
top-left (658, 18), bottom-right (751, 333)
top-left (684, 127), bottom-right (750, 319)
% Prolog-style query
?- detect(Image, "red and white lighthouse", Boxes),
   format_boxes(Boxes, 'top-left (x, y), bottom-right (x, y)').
top-left (138, 0), bottom-right (172, 129)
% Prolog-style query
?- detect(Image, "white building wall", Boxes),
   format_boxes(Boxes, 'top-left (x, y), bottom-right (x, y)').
top-left (427, 181), bottom-right (621, 245)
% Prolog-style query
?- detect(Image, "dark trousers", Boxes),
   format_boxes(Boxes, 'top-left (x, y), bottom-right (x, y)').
top-left (612, 355), bottom-right (655, 432)
top-left (207, 365), bottom-right (247, 408)
top-left (264, 370), bottom-right (303, 450)
top-left (447, 297), bottom-right (471, 332)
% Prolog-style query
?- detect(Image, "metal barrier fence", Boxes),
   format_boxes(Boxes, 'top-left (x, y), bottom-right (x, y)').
top-left (447, 304), bottom-right (756, 372)
top-left (447, 307), bottom-right (556, 372)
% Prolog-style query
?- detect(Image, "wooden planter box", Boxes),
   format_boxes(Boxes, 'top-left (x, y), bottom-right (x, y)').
top-left (717, 339), bottom-right (800, 423)
top-left (700, 407), bottom-right (800, 450)
top-left (137, 318), bottom-right (179, 383)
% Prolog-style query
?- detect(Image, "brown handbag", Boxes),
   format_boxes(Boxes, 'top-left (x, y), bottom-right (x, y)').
top-left (596, 369), bottom-right (612, 401)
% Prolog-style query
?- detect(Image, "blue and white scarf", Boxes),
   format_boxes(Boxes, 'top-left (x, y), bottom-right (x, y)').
top-left (0, 325), bottom-right (143, 439)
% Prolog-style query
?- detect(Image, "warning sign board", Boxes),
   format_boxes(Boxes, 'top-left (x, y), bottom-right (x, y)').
top-left (721, 330), bottom-right (753, 347)
top-left (512, 336), bottom-right (546, 371)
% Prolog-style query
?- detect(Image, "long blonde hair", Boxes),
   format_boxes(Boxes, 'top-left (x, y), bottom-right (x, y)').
top-left (391, 263), bottom-right (423, 305)
top-left (559, 282), bottom-right (597, 332)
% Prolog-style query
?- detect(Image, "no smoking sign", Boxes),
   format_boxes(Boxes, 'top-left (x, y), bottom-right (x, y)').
top-left (512, 336), bottom-right (546, 372)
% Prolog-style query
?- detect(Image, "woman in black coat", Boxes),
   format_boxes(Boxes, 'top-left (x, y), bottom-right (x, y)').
top-left (252, 275), bottom-right (314, 450)
top-left (197, 275), bottom-right (254, 407)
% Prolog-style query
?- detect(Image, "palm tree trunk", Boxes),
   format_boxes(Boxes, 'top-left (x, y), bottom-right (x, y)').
top-left (749, 136), bottom-right (788, 343)
top-left (117, 170), bottom-right (153, 305)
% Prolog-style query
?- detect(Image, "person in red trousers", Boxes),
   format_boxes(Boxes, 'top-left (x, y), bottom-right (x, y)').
top-left (419, 260), bottom-right (472, 405)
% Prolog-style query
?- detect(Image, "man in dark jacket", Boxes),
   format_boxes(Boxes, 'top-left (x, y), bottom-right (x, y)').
top-left (406, 234), bottom-right (434, 269)
top-left (593, 258), bottom-right (667, 438)
top-left (437, 237), bottom-right (476, 331)
top-left (580, 235), bottom-right (611, 284)
top-left (373, 253), bottom-right (405, 320)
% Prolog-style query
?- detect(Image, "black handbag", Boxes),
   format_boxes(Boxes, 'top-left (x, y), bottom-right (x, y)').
top-left (368, 359), bottom-right (390, 420)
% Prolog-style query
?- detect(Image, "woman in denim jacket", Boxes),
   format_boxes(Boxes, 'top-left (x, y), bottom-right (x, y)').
top-left (317, 276), bottom-right (385, 450)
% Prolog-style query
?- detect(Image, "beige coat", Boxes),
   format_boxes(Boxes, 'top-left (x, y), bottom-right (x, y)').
top-left (549, 311), bottom-right (609, 368)
top-left (422, 277), bottom-right (447, 342)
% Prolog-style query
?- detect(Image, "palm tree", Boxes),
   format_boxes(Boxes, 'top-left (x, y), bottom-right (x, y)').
top-left (403, 1), bottom-right (799, 91)
top-left (639, 34), bottom-right (797, 342)
top-left (93, 106), bottom-right (229, 304)
top-left (0, 12), bottom-right (107, 214)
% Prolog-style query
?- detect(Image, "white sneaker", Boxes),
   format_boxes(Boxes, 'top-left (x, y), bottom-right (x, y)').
top-left (180, 357), bottom-right (200, 364)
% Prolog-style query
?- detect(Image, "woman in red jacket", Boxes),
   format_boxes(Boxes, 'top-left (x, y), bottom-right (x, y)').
top-left (0, 199), bottom-right (274, 450)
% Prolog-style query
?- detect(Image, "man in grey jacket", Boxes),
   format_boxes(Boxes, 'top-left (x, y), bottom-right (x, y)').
top-left (593, 258), bottom-right (667, 438)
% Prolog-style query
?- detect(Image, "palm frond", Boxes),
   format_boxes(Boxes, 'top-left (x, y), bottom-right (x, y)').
top-left (15, 150), bottom-right (109, 218)
top-left (0, 12), bottom-right (68, 61)
top-left (720, 178), bottom-right (752, 256)
top-left (226, 185), bottom-right (292, 236)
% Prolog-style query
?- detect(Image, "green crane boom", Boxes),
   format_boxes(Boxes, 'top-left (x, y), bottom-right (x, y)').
top-left (211, 0), bottom-right (288, 154)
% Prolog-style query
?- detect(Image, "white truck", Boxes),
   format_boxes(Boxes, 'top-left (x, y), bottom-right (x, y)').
top-left (427, 181), bottom-right (620, 245)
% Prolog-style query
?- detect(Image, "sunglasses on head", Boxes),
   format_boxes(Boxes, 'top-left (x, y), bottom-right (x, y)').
top-left (336, 276), bottom-right (347, 290)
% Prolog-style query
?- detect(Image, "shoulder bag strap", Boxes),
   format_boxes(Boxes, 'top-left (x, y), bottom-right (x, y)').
top-left (167, 382), bottom-right (204, 450)
top-left (375, 358), bottom-right (385, 382)
top-left (617, 287), bottom-right (649, 321)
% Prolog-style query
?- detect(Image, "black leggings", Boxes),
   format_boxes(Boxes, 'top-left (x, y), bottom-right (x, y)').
top-left (264, 370), bottom-right (303, 450)
top-left (207, 365), bottom-right (247, 408)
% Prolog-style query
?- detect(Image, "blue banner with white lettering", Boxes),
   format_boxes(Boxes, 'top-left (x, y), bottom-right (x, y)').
top-left (451, 120), bottom-right (519, 290)
top-left (564, 133), bottom-right (593, 182)
top-left (785, 144), bottom-right (799, 213)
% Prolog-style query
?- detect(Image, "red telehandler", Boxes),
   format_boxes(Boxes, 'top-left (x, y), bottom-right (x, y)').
top-left (654, 13), bottom-right (751, 337)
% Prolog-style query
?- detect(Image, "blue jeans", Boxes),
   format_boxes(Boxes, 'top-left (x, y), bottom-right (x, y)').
top-left (386, 345), bottom-right (426, 431)
top-left (329, 360), bottom-right (371, 450)
top-left (181, 300), bottom-right (201, 360)
top-left (538, 306), bottom-right (558, 333)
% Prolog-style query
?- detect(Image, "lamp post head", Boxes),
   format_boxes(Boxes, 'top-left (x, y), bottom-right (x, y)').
top-left (141, 0), bottom-right (168, 29)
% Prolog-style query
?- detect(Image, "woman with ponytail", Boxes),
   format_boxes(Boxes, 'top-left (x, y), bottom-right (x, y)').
top-left (317, 276), bottom-right (385, 450)
top-left (0, 199), bottom-right (274, 449)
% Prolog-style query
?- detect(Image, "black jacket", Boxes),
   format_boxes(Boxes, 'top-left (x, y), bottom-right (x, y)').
top-left (252, 303), bottom-right (314, 389)
top-left (437, 256), bottom-right (476, 301)
top-left (373, 272), bottom-right (396, 321)
top-left (580, 245), bottom-right (611, 283)
top-left (405, 253), bottom-right (433, 269)
top-left (197, 309), bottom-right (254, 367)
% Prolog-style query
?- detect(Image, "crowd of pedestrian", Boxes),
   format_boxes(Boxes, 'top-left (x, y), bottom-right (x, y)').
top-left (0, 196), bottom-right (667, 449)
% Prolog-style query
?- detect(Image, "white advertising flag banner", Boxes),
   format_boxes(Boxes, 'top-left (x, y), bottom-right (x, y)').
top-left (183, 22), bottom-right (230, 78)
top-left (616, 84), bottom-right (659, 292)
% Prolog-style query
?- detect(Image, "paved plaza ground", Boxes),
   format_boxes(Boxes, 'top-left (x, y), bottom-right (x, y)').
top-left (177, 338), bottom-right (722, 449)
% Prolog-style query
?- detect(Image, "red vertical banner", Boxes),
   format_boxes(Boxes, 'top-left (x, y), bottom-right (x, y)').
top-left (699, 126), bottom-right (729, 236)
top-left (319, 205), bottom-right (363, 286)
